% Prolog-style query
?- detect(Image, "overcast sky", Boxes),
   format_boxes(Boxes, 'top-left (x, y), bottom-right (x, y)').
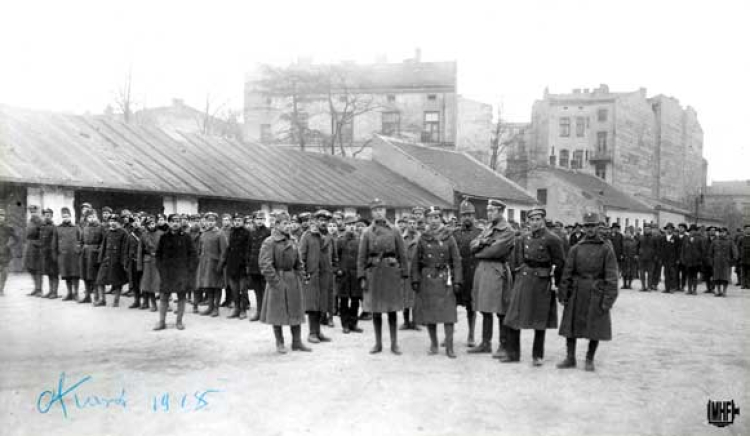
top-left (1, 0), bottom-right (747, 182)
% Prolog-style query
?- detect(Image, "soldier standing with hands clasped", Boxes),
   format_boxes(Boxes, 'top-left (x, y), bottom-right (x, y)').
top-left (154, 214), bottom-right (196, 331)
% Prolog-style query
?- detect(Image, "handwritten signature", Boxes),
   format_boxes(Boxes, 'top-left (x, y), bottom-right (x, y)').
top-left (36, 372), bottom-right (221, 418)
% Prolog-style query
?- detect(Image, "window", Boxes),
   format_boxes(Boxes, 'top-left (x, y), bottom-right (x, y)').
top-left (381, 111), bottom-right (401, 136)
top-left (387, 94), bottom-right (396, 103)
top-left (571, 150), bottom-right (584, 169)
top-left (595, 164), bottom-right (606, 179)
top-left (598, 108), bottom-right (608, 122)
top-left (427, 94), bottom-right (437, 101)
top-left (422, 111), bottom-right (440, 142)
top-left (507, 209), bottom-right (515, 222)
top-left (635, 219), bottom-right (639, 228)
top-left (537, 189), bottom-right (548, 205)
top-left (576, 117), bottom-right (585, 137)
top-left (549, 155), bottom-right (556, 166)
top-left (625, 218), bottom-right (630, 227)
top-left (617, 217), bottom-right (621, 225)
top-left (597, 132), bottom-right (608, 153)
top-left (559, 149), bottom-right (569, 168)
top-left (559, 117), bottom-right (571, 137)
top-left (260, 124), bottom-right (273, 143)
top-left (520, 210), bottom-right (528, 222)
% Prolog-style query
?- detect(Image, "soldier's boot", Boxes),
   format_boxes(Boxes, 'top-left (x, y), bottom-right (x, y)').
top-left (468, 314), bottom-right (492, 353)
top-left (318, 312), bottom-right (332, 342)
top-left (445, 323), bottom-right (457, 359)
top-left (499, 327), bottom-right (520, 363)
top-left (532, 329), bottom-right (546, 367)
top-left (79, 282), bottom-right (92, 304)
top-left (45, 276), bottom-right (60, 299)
top-left (128, 287), bottom-right (141, 309)
top-left (307, 312), bottom-right (321, 343)
top-left (557, 338), bottom-right (577, 369)
top-left (388, 312), bottom-right (401, 355)
top-left (291, 325), bottom-right (312, 352)
top-left (211, 290), bottom-right (221, 317)
top-left (227, 289), bottom-right (241, 319)
top-left (28, 274), bottom-right (42, 297)
top-left (112, 286), bottom-right (121, 307)
top-left (192, 289), bottom-right (202, 313)
top-left (399, 309), bottom-right (411, 330)
top-left (62, 280), bottom-right (74, 301)
top-left (94, 285), bottom-right (107, 306)
top-left (200, 290), bottom-right (214, 316)
top-left (493, 317), bottom-right (509, 359)
top-left (149, 294), bottom-right (158, 312)
top-left (370, 314), bottom-right (383, 354)
top-left (250, 289), bottom-right (262, 321)
top-left (466, 310), bottom-right (476, 347)
top-left (140, 294), bottom-right (151, 310)
top-left (238, 289), bottom-right (248, 320)
top-left (72, 280), bottom-right (80, 301)
top-left (427, 324), bottom-right (439, 355)
top-left (153, 293), bottom-right (168, 331)
top-left (274, 326), bottom-right (287, 354)
top-left (220, 288), bottom-right (231, 307)
top-left (175, 298), bottom-right (186, 330)
top-left (585, 340), bottom-right (598, 371)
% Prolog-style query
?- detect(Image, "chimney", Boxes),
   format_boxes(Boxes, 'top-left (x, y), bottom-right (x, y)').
top-left (414, 47), bottom-right (422, 62)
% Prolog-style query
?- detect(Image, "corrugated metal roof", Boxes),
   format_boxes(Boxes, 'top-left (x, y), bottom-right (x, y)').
top-left (544, 168), bottom-right (653, 213)
top-left (384, 137), bottom-right (537, 204)
top-left (0, 105), bottom-right (450, 209)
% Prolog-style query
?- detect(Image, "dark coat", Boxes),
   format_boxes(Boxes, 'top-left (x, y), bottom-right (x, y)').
top-left (79, 223), bottom-right (103, 281)
top-left (708, 237), bottom-right (737, 282)
top-left (138, 228), bottom-right (162, 293)
top-left (55, 222), bottom-right (81, 278)
top-left (470, 221), bottom-right (516, 315)
top-left (504, 227), bottom-right (565, 330)
top-left (741, 235), bottom-right (750, 266)
top-left (259, 230), bottom-right (305, 326)
top-left (637, 234), bottom-right (658, 264)
top-left (248, 225), bottom-right (272, 275)
top-left (401, 229), bottom-right (419, 308)
top-left (681, 234), bottom-right (706, 268)
top-left (558, 236), bottom-right (618, 341)
top-left (335, 231), bottom-right (361, 298)
top-left (659, 234), bottom-right (680, 265)
top-left (224, 226), bottom-right (252, 278)
top-left (609, 231), bottom-right (624, 261)
top-left (621, 235), bottom-right (639, 278)
top-left (40, 219), bottom-right (58, 276)
top-left (156, 229), bottom-right (196, 293)
top-left (299, 230), bottom-right (335, 312)
top-left (357, 220), bottom-right (408, 313)
top-left (569, 231), bottom-right (584, 248)
top-left (0, 223), bottom-right (19, 266)
top-left (96, 227), bottom-right (129, 286)
top-left (23, 216), bottom-right (44, 273)
top-left (196, 227), bottom-right (227, 289)
top-left (453, 223), bottom-right (482, 307)
top-left (411, 226), bottom-right (462, 324)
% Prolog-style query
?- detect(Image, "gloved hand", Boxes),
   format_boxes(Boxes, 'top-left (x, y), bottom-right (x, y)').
top-left (359, 277), bottom-right (368, 293)
top-left (411, 282), bottom-right (420, 293)
top-left (336, 270), bottom-right (344, 277)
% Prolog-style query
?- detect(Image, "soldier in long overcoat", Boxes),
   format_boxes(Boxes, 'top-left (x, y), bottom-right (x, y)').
top-left (55, 207), bottom-right (81, 301)
top-left (703, 226), bottom-right (718, 293)
top-left (557, 212), bottom-right (618, 372)
top-left (637, 225), bottom-right (658, 291)
top-left (621, 227), bottom-right (639, 289)
top-left (224, 213), bottom-right (251, 319)
top-left (681, 224), bottom-right (706, 295)
top-left (24, 205), bottom-right (44, 296)
top-left (659, 223), bottom-right (681, 293)
top-left (154, 214), bottom-right (196, 330)
top-left (708, 228), bottom-right (737, 297)
top-left (124, 216), bottom-right (144, 308)
top-left (452, 199), bottom-right (482, 346)
top-left (504, 208), bottom-right (565, 365)
top-left (39, 208), bottom-right (60, 299)
top-left (299, 210), bottom-right (336, 343)
top-left (357, 199), bottom-right (409, 355)
top-left (335, 215), bottom-right (363, 333)
top-left (259, 212), bottom-right (311, 354)
top-left (467, 199), bottom-right (516, 359)
top-left (95, 215), bottom-right (128, 306)
top-left (411, 206), bottom-right (463, 358)
top-left (78, 211), bottom-right (103, 303)
top-left (138, 216), bottom-right (161, 311)
top-left (248, 211), bottom-right (272, 321)
top-left (0, 208), bottom-right (19, 296)
top-left (740, 225), bottom-right (750, 289)
top-left (400, 215), bottom-right (420, 331)
top-left (196, 213), bottom-right (227, 317)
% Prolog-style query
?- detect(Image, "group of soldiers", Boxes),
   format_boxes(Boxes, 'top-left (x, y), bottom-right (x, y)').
top-left (4, 198), bottom-right (749, 372)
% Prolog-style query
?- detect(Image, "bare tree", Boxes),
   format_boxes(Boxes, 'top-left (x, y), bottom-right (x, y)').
top-left (113, 67), bottom-right (136, 123)
top-left (489, 105), bottom-right (520, 171)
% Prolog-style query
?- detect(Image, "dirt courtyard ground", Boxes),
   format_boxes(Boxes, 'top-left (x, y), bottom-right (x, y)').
top-left (0, 273), bottom-right (747, 436)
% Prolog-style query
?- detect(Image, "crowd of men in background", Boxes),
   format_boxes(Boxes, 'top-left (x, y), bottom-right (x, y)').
top-left (0, 201), bottom-right (748, 367)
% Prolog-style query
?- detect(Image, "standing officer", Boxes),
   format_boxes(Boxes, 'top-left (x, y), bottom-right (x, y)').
top-left (197, 212), bottom-right (227, 317)
top-left (24, 205), bottom-right (44, 296)
top-left (452, 199), bottom-right (482, 347)
top-left (660, 223), bottom-right (680, 293)
top-left (0, 208), bottom-right (19, 296)
top-left (675, 223), bottom-right (689, 291)
top-left (299, 210), bottom-right (335, 343)
top-left (225, 213), bottom-right (251, 319)
top-left (248, 211), bottom-right (272, 321)
top-left (503, 207), bottom-right (565, 366)
top-left (125, 215), bottom-right (144, 308)
top-left (621, 226), bottom-right (639, 290)
top-left (468, 199), bottom-right (516, 359)
top-left (335, 215), bottom-right (364, 333)
top-left (358, 198), bottom-right (409, 355)
top-left (637, 224), bottom-right (658, 292)
top-left (740, 224), bottom-right (750, 289)
top-left (39, 208), bottom-right (60, 299)
top-left (557, 212), bottom-right (618, 372)
top-left (95, 215), bottom-right (128, 307)
top-left (703, 226), bottom-right (718, 293)
top-left (138, 216), bottom-right (161, 311)
top-left (400, 214), bottom-right (420, 331)
top-left (154, 214), bottom-right (196, 330)
top-left (411, 206), bottom-right (462, 358)
top-left (412, 206), bottom-right (426, 233)
top-left (79, 210), bottom-right (103, 304)
top-left (681, 224), bottom-right (706, 295)
top-left (56, 207), bottom-right (81, 301)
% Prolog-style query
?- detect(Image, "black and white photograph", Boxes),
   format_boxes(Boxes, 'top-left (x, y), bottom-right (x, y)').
top-left (0, 1), bottom-right (748, 435)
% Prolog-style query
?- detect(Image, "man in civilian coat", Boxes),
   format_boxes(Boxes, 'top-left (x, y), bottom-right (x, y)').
top-left (358, 198), bottom-right (409, 355)
top-left (154, 214), bottom-right (196, 330)
top-left (637, 224), bottom-right (658, 292)
top-left (95, 215), bottom-right (129, 307)
top-left (452, 199), bottom-right (482, 346)
top-left (335, 215), bottom-right (364, 333)
top-left (225, 213), bottom-right (252, 320)
top-left (248, 211), bottom-right (272, 321)
top-left (197, 212), bottom-right (227, 317)
top-left (740, 224), bottom-right (750, 289)
top-left (660, 223), bottom-right (681, 293)
top-left (467, 199), bottom-right (516, 359)
top-left (0, 208), bottom-right (19, 296)
top-left (703, 226), bottom-right (718, 293)
top-left (557, 212), bottom-right (618, 372)
top-left (504, 207), bottom-right (565, 366)
top-left (675, 223), bottom-right (689, 291)
top-left (55, 207), bottom-right (81, 301)
top-left (681, 224), bottom-right (706, 295)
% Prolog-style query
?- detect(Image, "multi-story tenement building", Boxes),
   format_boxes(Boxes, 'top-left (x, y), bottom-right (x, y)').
top-left (508, 84), bottom-right (706, 208)
top-left (243, 52), bottom-right (493, 159)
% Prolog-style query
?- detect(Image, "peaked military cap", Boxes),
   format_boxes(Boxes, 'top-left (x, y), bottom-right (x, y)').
top-left (253, 211), bottom-right (266, 219)
top-left (527, 208), bottom-right (546, 219)
top-left (102, 206), bottom-right (113, 213)
top-left (369, 198), bottom-right (386, 209)
top-left (42, 208), bottom-right (54, 215)
top-left (28, 205), bottom-right (40, 213)
top-left (582, 212), bottom-right (600, 225)
top-left (61, 207), bottom-right (71, 216)
top-left (298, 212), bottom-right (312, 222)
top-left (274, 211), bottom-right (291, 222)
top-left (314, 209), bottom-right (333, 219)
top-left (204, 212), bottom-right (219, 220)
top-left (344, 214), bottom-right (358, 225)
top-left (459, 199), bottom-right (476, 214)
top-left (487, 199), bottom-right (506, 210)
top-left (81, 202), bottom-right (93, 209)
top-left (167, 213), bottom-right (181, 223)
top-left (411, 206), bottom-right (425, 214)
top-left (425, 206), bottom-right (442, 216)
